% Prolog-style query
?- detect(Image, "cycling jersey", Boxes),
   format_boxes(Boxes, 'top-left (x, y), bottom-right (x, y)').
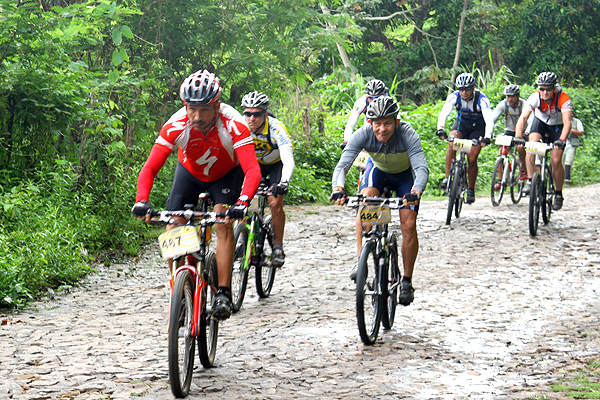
top-left (492, 98), bottom-right (525, 133)
top-left (437, 90), bottom-right (494, 138)
top-left (136, 103), bottom-right (261, 202)
top-left (343, 95), bottom-right (370, 142)
top-left (525, 89), bottom-right (572, 126)
top-left (251, 116), bottom-right (295, 182)
top-left (332, 121), bottom-right (429, 194)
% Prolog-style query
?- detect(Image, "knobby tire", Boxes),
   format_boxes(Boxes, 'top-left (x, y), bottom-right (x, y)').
top-left (491, 157), bottom-right (505, 207)
top-left (510, 155), bottom-right (524, 204)
top-left (529, 172), bottom-right (541, 236)
top-left (382, 233), bottom-right (399, 330)
top-left (168, 270), bottom-right (195, 398)
top-left (356, 240), bottom-right (382, 345)
top-left (445, 169), bottom-right (456, 225)
top-left (542, 164), bottom-right (554, 225)
top-left (231, 223), bottom-right (250, 313)
top-left (255, 215), bottom-right (276, 298)
top-left (198, 251), bottom-right (219, 368)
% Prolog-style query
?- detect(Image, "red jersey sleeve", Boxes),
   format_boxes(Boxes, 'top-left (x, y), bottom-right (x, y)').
top-left (135, 144), bottom-right (171, 202)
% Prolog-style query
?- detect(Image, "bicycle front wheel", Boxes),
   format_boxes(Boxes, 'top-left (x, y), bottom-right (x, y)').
top-left (528, 172), bottom-right (541, 236)
top-left (382, 233), bottom-right (399, 330)
top-left (168, 270), bottom-right (195, 398)
top-left (356, 240), bottom-right (382, 345)
top-left (542, 165), bottom-right (554, 225)
top-left (455, 166), bottom-right (465, 218)
top-left (231, 223), bottom-right (250, 313)
top-left (491, 157), bottom-right (505, 207)
top-left (510, 156), bottom-right (524, 204)
top-left (445, 169), bottom-right (457, 225)
top-left (198, 251), bottom-right (219, 368)
top-left (255, 215), bottom-right (276, 298)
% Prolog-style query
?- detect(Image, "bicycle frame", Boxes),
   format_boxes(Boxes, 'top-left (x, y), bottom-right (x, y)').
top-left (240, 182), bottom-right (271, 271)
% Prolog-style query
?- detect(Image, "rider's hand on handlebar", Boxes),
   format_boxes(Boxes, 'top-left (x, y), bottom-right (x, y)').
top-left (402, 191), bottom-right (421, 207)
top-left (330, 188), bottom-right (347, 205)
top-left (132, 201), bottom-right (152, 222)
top-left (273, 181), bottom-right (289, 196)
top-left (481, 137), bottom-right (491, 146)
top-left (228, 198), bottom-right (249, 219)
top-left (436, 128), bottom-right (447, 140)
top-left (553, 139), bottom-right (566, 150)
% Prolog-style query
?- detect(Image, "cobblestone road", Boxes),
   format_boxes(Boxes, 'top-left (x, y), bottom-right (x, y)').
top-left (1, 184), bottom-right (599, 399)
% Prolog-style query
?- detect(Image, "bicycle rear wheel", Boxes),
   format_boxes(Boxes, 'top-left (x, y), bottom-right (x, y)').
top-left (231, 223), bottom-right (250, 313)
top-left (255, 215), bottom-right (276, 298)
top-left (445, 169), bottom-right (457, 225)
top-left (491, 157), bottom-right (505, 207)
top-left (510, 156), bottom-right (524, 204)
top-left (528, 172), bottom-right (541, 236)
top-left (382, 233), bottom-right (399, 330)
top-left (168, 269), bottom-right (195, 398)
top-left (356, 240), bottom-right (382, 345)
top-left (198, 251), bottom-right (219, 368)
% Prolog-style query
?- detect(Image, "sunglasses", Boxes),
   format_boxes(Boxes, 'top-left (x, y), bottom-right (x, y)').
top-left (368, 95), bottom-right (380, 101)
top-left (458, 87), bottom-right (474, 92)
top-left (538, 87), bottom-right (554, 92)
top-left (243, 111), bottom-right (266, 118)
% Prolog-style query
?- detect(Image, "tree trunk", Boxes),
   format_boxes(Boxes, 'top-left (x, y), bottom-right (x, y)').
top-left (450, 0), bottom-right (469, 86)
top-left (319, 4), bottom-right (355, 82)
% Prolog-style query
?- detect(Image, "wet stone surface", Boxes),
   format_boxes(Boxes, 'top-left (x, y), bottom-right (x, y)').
top-left (1, 184), bottom-right (599, 399)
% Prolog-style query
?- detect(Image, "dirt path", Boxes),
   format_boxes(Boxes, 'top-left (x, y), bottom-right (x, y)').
top-left (1, 184), bottom-right (599, 399)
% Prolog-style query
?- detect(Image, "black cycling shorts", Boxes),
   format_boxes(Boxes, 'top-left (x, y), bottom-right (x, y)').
top-left (529, 117), bottom-right (562, 144)
top-left (451, 118), bottom-right (486, 140)
top-left (259, 161), bottom-right (283, 186)
top-left (166, 162), bottom-right (244, 209)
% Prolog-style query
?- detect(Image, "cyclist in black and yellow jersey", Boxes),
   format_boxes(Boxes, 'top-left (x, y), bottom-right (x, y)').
top-left (242, 91), bottom-right (295, 267)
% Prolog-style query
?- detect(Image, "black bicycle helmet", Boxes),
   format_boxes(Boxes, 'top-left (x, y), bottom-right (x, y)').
top-left (179, 70), bottom-right (221, 105)
top-left (536, 71), bottom-right (558, 86)
top-left (503, 84), bottom-right (520, 96)
top-left (455, 73), bottom-right (476, 89)
top-left (365, 96), bottom-right (400, 120)
top-left (241, 91), bottom-right (270, 110)
top-left (365, 79), bottom-right (387, 96)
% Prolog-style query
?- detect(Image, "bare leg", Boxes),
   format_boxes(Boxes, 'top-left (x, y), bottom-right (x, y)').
top-left (213, 204), bottom-right (234, 288)
top-left (399, 209), bottom-right (418, 278)
top-left (268, 194), bottom-right (286, 246)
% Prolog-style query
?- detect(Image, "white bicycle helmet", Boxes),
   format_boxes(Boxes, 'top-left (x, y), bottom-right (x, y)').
top-left (365, 79), bottom-right (387, 96)
top-left (503, 84), bottom-right (520, 96)
top-left (536, 71), bottom-right (558, 86)
top-left (455, 73), bottom-right (476, 89)
top-left (365, 96), bottom-right (400, 120)
top-left (241, 91), bottom-right (270, 110)
top-left (179, 70), bottom-right (221, 105)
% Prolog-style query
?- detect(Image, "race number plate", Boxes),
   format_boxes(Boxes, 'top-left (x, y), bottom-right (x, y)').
top-left (360, 205), bottom-right (392, 226)
top-left (158, 226), bottom-right (200, 260)
top-left (525, 141), bottom-right (550, 156)
top-left (453, 138), bottom-right (472, 153)
top-left (495, 135), bottom-right (513, 147)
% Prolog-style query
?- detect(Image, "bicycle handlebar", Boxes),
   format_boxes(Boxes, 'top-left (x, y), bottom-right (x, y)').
top-left (149, 209), bottom-right (229, 224)
top-left (345, 195), bottom-right (403, 209)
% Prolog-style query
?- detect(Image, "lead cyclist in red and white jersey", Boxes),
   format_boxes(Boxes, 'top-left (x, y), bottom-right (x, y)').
top-left (132, 69), bottom-right (261, 320)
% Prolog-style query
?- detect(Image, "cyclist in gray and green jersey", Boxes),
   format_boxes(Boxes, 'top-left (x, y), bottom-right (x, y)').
top-left (331, 96), bottom-right (429, 306)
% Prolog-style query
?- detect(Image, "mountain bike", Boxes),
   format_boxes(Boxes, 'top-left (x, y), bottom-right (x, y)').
top-left (490, 135), bottom-right (525, 206)
top-left (345, 194), bottom-right (401, 345)
top-left (444, 138), bottom-right (478, 225)
top-left (525, 141), bottom-right (555, 236)
top-left (230, 179), bottom-right (276, 312)
top-left (150, 194), bottom-right (227, 398)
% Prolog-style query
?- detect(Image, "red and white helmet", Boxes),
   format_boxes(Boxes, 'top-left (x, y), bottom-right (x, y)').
top-left (179, 70), bottom-right (222, 105)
